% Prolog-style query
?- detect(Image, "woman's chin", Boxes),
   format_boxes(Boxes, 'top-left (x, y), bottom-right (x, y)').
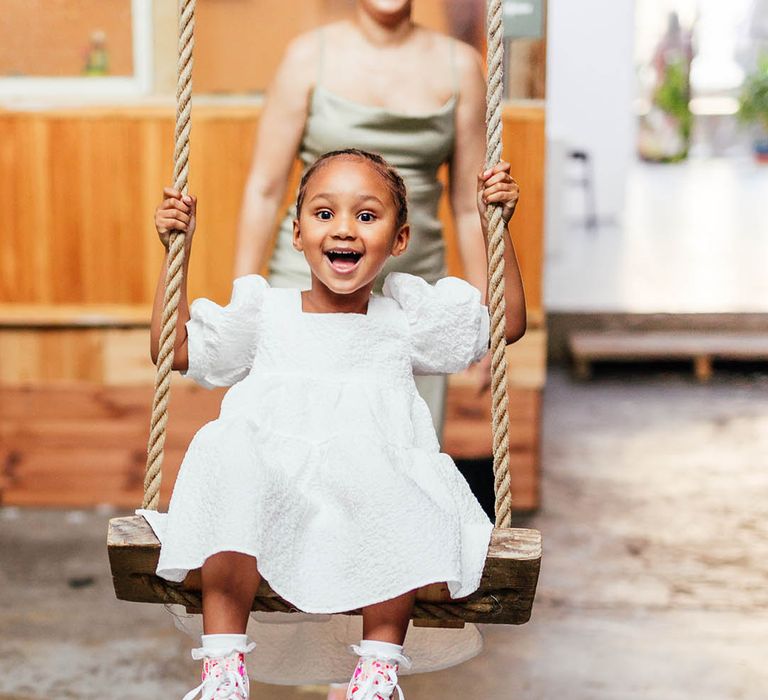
top-left (359, 0), bottom-right (412, 22)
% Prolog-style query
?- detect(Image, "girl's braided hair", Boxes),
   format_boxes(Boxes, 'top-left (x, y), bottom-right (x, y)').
top-left (295, 148), bottom-right (408, 231)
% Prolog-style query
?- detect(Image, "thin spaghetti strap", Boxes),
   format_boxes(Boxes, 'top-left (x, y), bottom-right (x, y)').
top-left (449, 38), bottom-right (459, 98)
top-left (316, 28), bottom-right (326, 87)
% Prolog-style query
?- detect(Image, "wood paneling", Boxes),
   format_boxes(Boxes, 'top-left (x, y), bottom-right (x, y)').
top-left (0, 101), bottom-right (546, 511)
top-left (0, 322), bottom-right (545, 387)
top-left (1, 382), bottom-right (539, 512)
top-left (0, 383), bottom-right (225, 509)
top-left (0, 103), bottom-right (544, 312)
top-left (443, 382), bottom-right (541, 512)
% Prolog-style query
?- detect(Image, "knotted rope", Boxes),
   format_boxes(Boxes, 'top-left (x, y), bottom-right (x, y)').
top-left (143, 0), bottom-right (196, 510)
top-left (142, 0), bottom-right (513, 528)
top-left (485, 0), bottom-right (512, 528)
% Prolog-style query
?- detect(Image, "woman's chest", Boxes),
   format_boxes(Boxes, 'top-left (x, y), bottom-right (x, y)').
top-left (322, 48), bottom-right (454, 116)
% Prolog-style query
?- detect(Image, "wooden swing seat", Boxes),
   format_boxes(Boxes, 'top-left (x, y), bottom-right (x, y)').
top-left (108, 515), bottom-right (541, 628)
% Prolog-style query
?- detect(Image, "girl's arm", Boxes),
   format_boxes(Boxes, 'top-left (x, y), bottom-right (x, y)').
top-left (477, 163), bottom-right (527, 344)
top-left (150, 188), bottom-right (196, 371)
top-left (448, 42), bottom-right (490, 300)
top-left (233, 34), bottom-right (316, 277)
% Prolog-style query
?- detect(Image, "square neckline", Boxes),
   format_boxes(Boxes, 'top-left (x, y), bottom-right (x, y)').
top-left (296, 288), bottom-right (376, 317)
top-left (312, 85), bottom-right (457, 121)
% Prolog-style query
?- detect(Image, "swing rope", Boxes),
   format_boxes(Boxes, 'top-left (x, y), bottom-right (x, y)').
top-left (143, 0), bottom-right (195, 510)
top-left (484, 0), bottom-right (512, 528)
top-left (142, 0), bottom-right (513, 528)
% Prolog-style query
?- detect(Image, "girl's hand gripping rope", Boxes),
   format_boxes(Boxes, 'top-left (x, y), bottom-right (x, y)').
top-left (155, 187), bottom-right (197, 250)
top-left (475, 160), bottom-right (527, 346)
top-left (477, 160), bottom-right (519, 228)
top-left (150, 187), bottom-right (196, 371)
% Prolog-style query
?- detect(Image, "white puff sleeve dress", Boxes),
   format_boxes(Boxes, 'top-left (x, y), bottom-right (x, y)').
top-left (138, 272), bottom-right (494, 684)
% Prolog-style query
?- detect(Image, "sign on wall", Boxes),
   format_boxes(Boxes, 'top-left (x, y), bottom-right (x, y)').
top-left (503, 0), bottom-right (545, 39)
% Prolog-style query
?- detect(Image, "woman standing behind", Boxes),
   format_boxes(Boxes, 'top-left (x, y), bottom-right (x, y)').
top-left (234, 0), bottom-right (491, 439)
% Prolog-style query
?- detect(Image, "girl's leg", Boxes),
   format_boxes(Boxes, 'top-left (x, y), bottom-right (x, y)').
top-left (336, 591), bottom-right (415, 699)
top-left (183, 553), bottom-right (260, 699)
top-left (331, 591), bottom-right (416, 700)
top-left (361, 590), bottom-right (416, 644)
top-left (202, 551), bottom-right (261, 633)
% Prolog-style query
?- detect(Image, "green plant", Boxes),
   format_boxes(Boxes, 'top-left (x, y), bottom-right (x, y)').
top-left (654, 59), bottom-right (693, 139)
top-left (738, 55), bottom-right (768, 132)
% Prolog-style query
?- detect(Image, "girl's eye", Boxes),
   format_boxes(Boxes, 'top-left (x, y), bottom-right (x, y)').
top-left (316, 210), bottom-right (333, 221)
top-left (358, 212), bottom-right (376, 223)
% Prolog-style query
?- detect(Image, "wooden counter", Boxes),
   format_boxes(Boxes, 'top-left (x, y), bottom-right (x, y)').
top-left (0, 102), bottom-right (545, 313)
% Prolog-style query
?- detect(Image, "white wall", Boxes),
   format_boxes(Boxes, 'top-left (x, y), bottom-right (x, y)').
top-left (546, 0), bottom-right (637, 227)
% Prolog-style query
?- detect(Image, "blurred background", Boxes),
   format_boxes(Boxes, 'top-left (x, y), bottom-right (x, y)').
top-left (1, 1), bottom-right (767, 698)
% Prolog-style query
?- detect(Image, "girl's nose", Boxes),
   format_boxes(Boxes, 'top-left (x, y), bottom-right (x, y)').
top-left (332, 216), bottom-right (357, 239)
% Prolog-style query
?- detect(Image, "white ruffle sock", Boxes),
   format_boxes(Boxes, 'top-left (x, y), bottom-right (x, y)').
top-left (356, 639), bottom-right (407, 662)
top-left (200, 633), bottom-right (253, 656)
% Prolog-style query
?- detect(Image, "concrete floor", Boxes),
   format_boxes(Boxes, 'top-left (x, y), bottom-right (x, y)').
top-left (2, 368), bottom-right (767, 699)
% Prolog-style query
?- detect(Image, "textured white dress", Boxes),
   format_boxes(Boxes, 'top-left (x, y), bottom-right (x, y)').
top-left (138, 271), bottom-right (494, 684)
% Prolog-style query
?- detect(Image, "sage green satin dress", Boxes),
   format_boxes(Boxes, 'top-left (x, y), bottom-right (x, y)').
top-left (269, 37), bottom-right (459, 438)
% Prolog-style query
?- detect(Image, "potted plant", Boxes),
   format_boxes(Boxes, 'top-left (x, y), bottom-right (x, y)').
top-left (738, 55), bottom-right (768, 163)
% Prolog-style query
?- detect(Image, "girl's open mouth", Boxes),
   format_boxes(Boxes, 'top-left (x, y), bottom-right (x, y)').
top-left (325, 249), bottom-right (363, 274)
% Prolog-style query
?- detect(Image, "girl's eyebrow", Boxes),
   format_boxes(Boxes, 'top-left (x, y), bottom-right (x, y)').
top-left (307, 192), bottom-right (385, 206)
top-left (357, 194), bottom-right (385, 206)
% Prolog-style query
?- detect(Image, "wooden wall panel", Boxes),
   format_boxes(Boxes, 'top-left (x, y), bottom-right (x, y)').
top-left (0, 383), bottom-right (225, 509)
top-left (503, 106), bottom-right (545, 313)
top-left (0, 104), bottom-right (544, 312)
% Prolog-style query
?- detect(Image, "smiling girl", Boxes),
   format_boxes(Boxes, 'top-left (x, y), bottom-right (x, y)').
top-left (144, 149), bottom-right (525, 700)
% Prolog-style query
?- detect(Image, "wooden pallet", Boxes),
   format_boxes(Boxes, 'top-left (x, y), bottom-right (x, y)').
top-left (569, 330), bottom-right (768, 382)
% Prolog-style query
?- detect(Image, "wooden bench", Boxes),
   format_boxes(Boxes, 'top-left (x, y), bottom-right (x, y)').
top-left (569, 330), bottom-right (768, 382)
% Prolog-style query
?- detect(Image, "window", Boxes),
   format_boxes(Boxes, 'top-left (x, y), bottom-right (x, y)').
top-left (0, 0), bottom-right (152, 99)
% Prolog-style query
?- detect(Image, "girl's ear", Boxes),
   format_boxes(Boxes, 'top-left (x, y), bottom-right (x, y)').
top-left (391, 224), bottom-right (410, 257)
top-left (292, 219), bottom-right (303, 252)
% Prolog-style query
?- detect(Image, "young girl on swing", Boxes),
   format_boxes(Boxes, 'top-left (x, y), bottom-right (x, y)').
top-left (144, 148), bottom-right (525, 700)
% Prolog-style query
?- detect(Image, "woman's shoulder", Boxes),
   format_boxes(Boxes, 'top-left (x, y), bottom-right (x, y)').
top-left (286, 21), bottom-right (347, 61)
top-left (279, 30), bottom-right (320, 69)
top-left (449, 38), bottom-right (485, 86)
top-left (415, 26), bottom-right (482, 67)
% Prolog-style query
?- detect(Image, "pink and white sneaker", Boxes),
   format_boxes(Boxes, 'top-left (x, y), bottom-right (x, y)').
top-left (183, 642), bottom-right (255, 700)
top-left (345, 645), bottom-right (411, 700)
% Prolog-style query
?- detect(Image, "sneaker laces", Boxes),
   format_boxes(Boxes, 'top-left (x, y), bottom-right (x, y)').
top-left (183, 642), bottom-right (255, 700)
top-left (182, 668), bottom-right (247, 700)
top-left (348, 645), bottom-right (412, 700)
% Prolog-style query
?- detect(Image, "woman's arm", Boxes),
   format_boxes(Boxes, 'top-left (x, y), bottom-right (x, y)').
top-left (448, 42), bottom-right (490, 300)
top-left (150, 189), bottom-right (196, 371)
top-left (233, 34), bottom-right (317, 277)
